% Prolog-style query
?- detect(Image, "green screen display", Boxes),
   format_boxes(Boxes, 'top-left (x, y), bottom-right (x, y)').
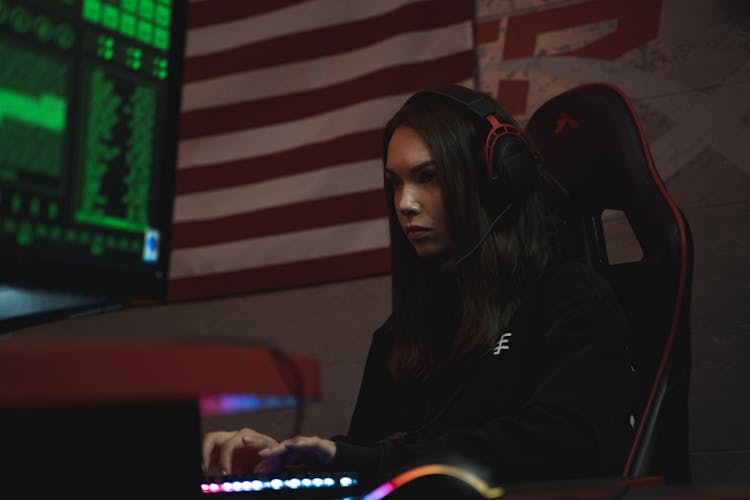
top-left (0, 0), bottom-right (185, 299)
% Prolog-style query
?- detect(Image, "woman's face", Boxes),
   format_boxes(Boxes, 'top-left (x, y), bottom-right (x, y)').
top-left (385, 126), bottom-right (452, 260)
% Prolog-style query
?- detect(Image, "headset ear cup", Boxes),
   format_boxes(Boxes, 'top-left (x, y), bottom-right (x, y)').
top-left (500, 135), bottom-right (538, 200)
top-left (414, 84), bottom-right (538, 208)
top-left (476, 135), bottom-right (508, 215)
top-left (489, 135), bottom-right (524, 188)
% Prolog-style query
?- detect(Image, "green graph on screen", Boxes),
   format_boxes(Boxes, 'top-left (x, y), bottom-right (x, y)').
top-left (0, 39), bottom-right (69, 194)
top-left (75, 66), bottom-right (157, 233)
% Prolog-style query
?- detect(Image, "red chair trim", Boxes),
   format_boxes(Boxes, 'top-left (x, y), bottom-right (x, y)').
top-left (562, 82), bottom-right (689, 477)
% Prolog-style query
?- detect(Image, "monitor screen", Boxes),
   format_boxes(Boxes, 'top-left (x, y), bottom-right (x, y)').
top-left (0, 0), bottom-right (187, 303)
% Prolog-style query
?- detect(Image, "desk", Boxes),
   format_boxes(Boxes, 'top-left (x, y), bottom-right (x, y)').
top-left (0, 339), bottom-right (320, 497)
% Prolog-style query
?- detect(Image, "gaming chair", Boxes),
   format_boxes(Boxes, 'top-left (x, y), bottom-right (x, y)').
top-left (525, 83), bottom-right (694, 484)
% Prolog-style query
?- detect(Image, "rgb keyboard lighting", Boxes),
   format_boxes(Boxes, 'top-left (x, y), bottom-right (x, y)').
top-left (200, 474), bottom-right (359, 494)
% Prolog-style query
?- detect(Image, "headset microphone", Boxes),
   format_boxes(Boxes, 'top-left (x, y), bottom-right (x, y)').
top-left (440, 203), bottom-right (513, 276)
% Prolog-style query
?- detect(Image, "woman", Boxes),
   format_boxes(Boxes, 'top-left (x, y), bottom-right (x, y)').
top-left (202, 85), bottom-right (639, 486)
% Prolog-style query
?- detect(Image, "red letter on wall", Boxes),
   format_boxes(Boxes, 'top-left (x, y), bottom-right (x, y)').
top-left (478, 0), bottom-right (662, 115)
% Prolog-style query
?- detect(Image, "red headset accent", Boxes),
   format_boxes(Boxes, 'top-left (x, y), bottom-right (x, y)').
top-left (484, 115), bottom-right (530, 178)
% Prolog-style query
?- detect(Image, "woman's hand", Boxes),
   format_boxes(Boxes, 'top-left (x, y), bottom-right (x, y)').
top-left (254, 436), bottom-right (337, 474)
top-left (202, 428), bottom-right (280, 475)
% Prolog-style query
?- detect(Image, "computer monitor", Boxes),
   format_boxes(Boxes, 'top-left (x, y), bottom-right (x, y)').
top-left (0, 0), bottom-right (187, 330)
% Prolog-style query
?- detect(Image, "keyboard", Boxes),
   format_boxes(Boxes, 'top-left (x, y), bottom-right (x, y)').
top-left (200, 470), bottom-right (365, 498)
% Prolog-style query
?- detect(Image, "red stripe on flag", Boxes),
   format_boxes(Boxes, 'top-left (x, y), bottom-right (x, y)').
top-left (179, 51), bottom-right (474, 139)
top-left (186, 0), bottom-right (308, 29)
top-left (171, 189), bottom-right (387, 248)
top-left (183, 0), bottom-right (471, 82)
top-left (175, 130), bottom-right (382, 195)
top-left (167, 247), bottom-right (391, 301)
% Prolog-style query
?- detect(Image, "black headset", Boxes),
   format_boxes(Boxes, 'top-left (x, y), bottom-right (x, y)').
top-left (409, 84), bottom-right (540, 213)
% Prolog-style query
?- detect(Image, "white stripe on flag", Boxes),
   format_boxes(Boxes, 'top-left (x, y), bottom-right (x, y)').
top-left (185, 0), bottom-right (424, 57)
top-left (173, 159), bottom-right (384, 223)
top-left (169, 218), bottom-right (390, 278)
top-left (181, 22), bottom-right (473, 111)
top-left (177, 93), bottom-right (408, 169)
top-left (178, 76), bottom-right (473, 170)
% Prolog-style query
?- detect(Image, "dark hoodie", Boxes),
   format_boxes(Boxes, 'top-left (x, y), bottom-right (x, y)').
top-left (331, 260), bottom-right (640, 487)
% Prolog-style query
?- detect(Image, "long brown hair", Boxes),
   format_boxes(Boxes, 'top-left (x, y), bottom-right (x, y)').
top-left (382, 88), bottom-right (566, 381)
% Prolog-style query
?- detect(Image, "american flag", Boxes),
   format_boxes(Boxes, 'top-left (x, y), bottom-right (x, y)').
top-left (167, 0), bottom-right (475, 301)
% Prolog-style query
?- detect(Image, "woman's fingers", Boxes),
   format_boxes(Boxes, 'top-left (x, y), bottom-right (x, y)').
top-left (253, 436), bottom-right (337, 473)
top-left (218, 431), bottom-right (248, 474)
top-left (202, 431), bottom-right (234, 471)
top-left (202, 428), bottom-right (280, 475)
top-left (284, 436), bottom-right (336, 464)
top-left (203, 433), bottom-right (336, 476)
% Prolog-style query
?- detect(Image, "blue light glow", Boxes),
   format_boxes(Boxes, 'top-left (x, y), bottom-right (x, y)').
top-left (200, 473), bottom-right (360, 494)
top-left (340, 476), bottom-right (354, 487)
top-left (199, 393), bottom-right (301, 416)
top-left (286, 478), bottom-right (301, 489)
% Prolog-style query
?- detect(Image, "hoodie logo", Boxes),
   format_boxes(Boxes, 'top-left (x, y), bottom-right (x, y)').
top-left (493, 333), bottom-right (512, 355)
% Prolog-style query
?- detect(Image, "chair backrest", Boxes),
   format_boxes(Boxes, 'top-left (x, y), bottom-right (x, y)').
top-left (525, 83), bottom-right (693, 483)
